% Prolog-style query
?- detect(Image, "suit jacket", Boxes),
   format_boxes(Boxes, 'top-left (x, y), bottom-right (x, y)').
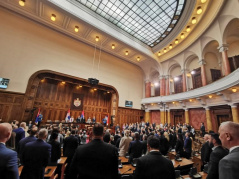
top-left (17, 135), bottom-right (37, 163)
top-left (219, 147), bottom-right (239, 179)
top-left (175, 139), bottom-right (184, 156)
top-left (0, 143), bottom-right (19, 179)
top-left (63, 135), bottom-right (79, 161)
top-left (21, 139), bottom-right (51, 179)
top-left (128, 140), bottom-right (143, 163)
top-left (134, 151), bottom-right (175, 179)
top-left (142, 140), bottom-right (147, 154)
top-left (201, 141), bottom-right (212, 163)
top-left (119, 136), bottom-right (132, 157)
top-left (69, 139), bottom-right (118, 179)
top-left (184, 137), bottom-right (192, 153)
top-left (13, 127), bottom-right (25, 149)
top-left (207, 146), bottom-right (228, 179)
top-left (48, 140), bottom-right (61, 165)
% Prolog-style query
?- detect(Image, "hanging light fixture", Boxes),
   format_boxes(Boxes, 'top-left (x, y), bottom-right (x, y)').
top-left (19, 0), bottom-right (25, 6)
top-left (112, 44), bottom-right (115, 49)
top-left (175, 39), bottom-right (179, 44)
top-left (186, 26), bottom-right (191, 32)
top-left (75, 26), bottom-right (79, 32)
top-left (51, 14), bottom-right (56, 21)
top-left (125, 51), bottom-right (128, 55)
top-left (201, 0), bottom-right (207, 3)
top-left (197, 6), bottom-right (203, 14)
top-left (192, 17), bottom-right (197, 24)
top-left (95, 36), bottom-right (99, 42)
top-left (169, 44), bottom-right (173, 49)
top-left (137, 57), bottom-right (140, 61)
top-left (158, 51), bottom-right (161, 56)
top-left (181, 33), bottom-right (185, 39)
top-left (164, 48), bottom-right (167, 53)
top-left (232, 88), bottom-right (237, 92)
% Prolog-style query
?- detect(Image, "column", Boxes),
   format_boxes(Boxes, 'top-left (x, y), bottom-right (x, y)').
top-left (145, 109), bottom-right (151, 123)
top-left (165, 75), bottom-right (170, 96)
top-left (181, 69), bottom-right (187, 92)
top-left (167, 109), bottom-right (171, 125)
top-left (160, 109), bottom-right (165, 124)
top-left (160, 76), bottom-right (165, 96)
top-left (231, 104), bottom-right (239, 123)
top-left (199, 59), bottom-right (207, 86)
top-left (185, 108), bottom-right (189, 124)
top-left (218, 44), bottom-right (231, 76)
top-left (205, 107), bottom-right (212, 131)
top-left (145, 80), bottom-right (151, 98)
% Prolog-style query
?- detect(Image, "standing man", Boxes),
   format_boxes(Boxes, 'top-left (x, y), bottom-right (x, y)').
top-left (207, 133), bottom-right (228, 179)
top-left (21, 129), bottom-right (51, 179)
top-left (201, 134), bottom-right (212, 170)
top-left (70, 123), bottom-right (118, 179)
top-left (184, 132), bottom-right (192, 159)
top-left (128, 132), bottom-right (143, 163)
top-left (134, 135), bottom-right (175, 179)
top-left (13, 122), bottom-right (26, 150)
top-left (0, 123), bottom-right (19, 179)
top-left (219, 121), bottom-right (239, 179)
top-left (201, 122), bottom-right (205, 137)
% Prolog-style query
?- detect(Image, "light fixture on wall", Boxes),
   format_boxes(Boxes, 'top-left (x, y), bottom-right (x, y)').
top-left (61, 81), bottom-right (66, 85)
top-left (181, 33), bottom-right (185, 39)
top-left (19, 0), bottom-right (25, 6)
top-left (174, 77), bottom-right (179, 81)
top-left (208, 95), bottom-right (212, 98)
top-left (232, 88), bottom-right (237, 92)
top-left (169, 44), bottom-right (173, 49)
top-left (186, 73), bottom-right (191, 77)
top-left (137, 57), bottom-right (140, 61)
top-left (164, 48), bottom-right (167, 53)
top-left (40, 79), bottom-right (45, 83)
top-left (158, 51), bottom-right (161, 56)
top-left (192, 17), bottom-right (197, 24)
top-left (186, 26), bottom-right (191, 32)
top-left (172, 101), bottom-right (175, 104)
top-left (125, 51), bottom-right (129, 55)
top-left (175, 39), bottom-right (179, 44)
top-left (197, 6), bottom-right (203, 14)
top-left (112, 44), bottom-right (115, 49)
top-left (95, 36), bottom-right (99, 42)
top-left (107, 91), bottom-right (110, 93)
top-left (51, 14), bottom-right (56, 21)
top-left (191, 70), bottom-right (196, 75)
top-left (75, 26), bottom-right (79, 32)
top-left (189, 99), bottom-right (193, 102)
top-left (201, 0), bottom-right (207, 3)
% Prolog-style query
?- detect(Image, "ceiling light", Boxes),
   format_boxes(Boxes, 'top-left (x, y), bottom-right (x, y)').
top-left (189, 99), bottom-right (192, 102)
top-left (107, 91), bottom-right (110, 93)
top-left (172, 102), bottom-right (175, 104)
top-left (170, 79), bottom-right (173, 82)
top-left (209, 95), bottom-right (212, 98)
top-left (197, 7), bottom-right (203, 14)
top-left (191, 70), bottom-right (196, 75)
top-left (181, 33), bottom-right (185, 39)
top-left (186, 26), bottom-right (191, 32)
top-left (158, 52), bottom-right (161, 56)
top-left (154, 82), bottom-right (159, 86)
top-left (61, 81), bottom-right (65, 84)
top-left (174, 77), bottom-right (179, 81)
top-left (112, 44), bottom-right (115, 49)
top-left (125, 51), bottom-right (128, 55)
top-left (192, 17), bottom-right (197, 24)
top-left (95, 36), bottom-right (99, 42)
top-left (137, 57), bottom-right (140, 61)
top-left (175, 39), bottom-right (179, 44)
top-left (40, 79), bottom-right (45, 83)
top-left (151, 103), bottom-right (154, 106)
top-left (186, 73), bottom-right (191, 77)
top-left (94, 88), bottom-right (97, 91)
top-left (164, 48), bottom-right (167, 53)
top-left (79, 85), bottom-right (82, 88)
top-left (169, 44), bottom-right (173, 49)
top-left (19, 0), bottom-right (25, 6)
top-left (201, 0), bottom-right (207, 3)
top-left (75, 26), bottom-right (79, 32)
top-left (51, 14), bottom-right (56, 21)
top-left (232, 88), bottom-right (237, 93)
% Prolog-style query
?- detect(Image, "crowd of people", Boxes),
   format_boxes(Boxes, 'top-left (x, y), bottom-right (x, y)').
top-left (0, 119), bottom-right (239, 179)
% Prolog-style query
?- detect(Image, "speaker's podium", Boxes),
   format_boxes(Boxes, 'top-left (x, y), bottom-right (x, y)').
top-left (88, 78), bottom-right (99, 85)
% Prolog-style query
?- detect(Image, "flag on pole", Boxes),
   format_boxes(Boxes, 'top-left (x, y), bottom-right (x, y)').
top-left (65, 109), bottom-right (70, 122)
top-left (81, 110), bottom-right (84, 119)
top-left (35, 108), bottom-right (40, 124)
top-left (105, 115), bottom-right (109, 125)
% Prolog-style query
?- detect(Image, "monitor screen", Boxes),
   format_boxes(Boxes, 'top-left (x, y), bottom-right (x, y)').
top-left (0, 78), bottom-right (10, 89)
top-left (125, 100), bottom-right (133, 107)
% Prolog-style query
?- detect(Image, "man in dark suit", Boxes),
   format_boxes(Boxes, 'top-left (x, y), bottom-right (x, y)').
top-left (207, 133), bottom-right (228, 179)
top-left (0, 123), bottom-right (19, 179)
top-left (184, 132), bottom-right (192, 159)
top-left (17, 126), bottom-right (38, 163)
top-left (201, 134), bottom-right (212, 170)
top-left (21, 128), bottom-right (51, 179)
top-left (219, 121), bottom-right (239, 179)
top-left (134, 135), bottom-right (175, 179)
top-left (128, 132), bottom-right (143, 163)
top-left (201, 122), bottom-right (205, 137)
top-left (70, 123), bottom-right (118, 179)
top-left (13, 122), bottom-right (26, 150)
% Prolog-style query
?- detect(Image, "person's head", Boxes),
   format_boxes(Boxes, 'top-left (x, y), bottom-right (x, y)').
top-left (203, 134), bottom-right (210, 141)
top-left (177, 133), bottom-right (183, 141)
top-left (29, 126), bottom-right (38, 136)
top-left (124, 130), bottom-right (130, 137)
top-left (71, 130), bottom-right (76, 135)
top-left (134, 132), bottom-right (140, 140)
top-left (20, 122), bottom-right (26, 129)
top-left (0, 123), bottom-right (12, 143)
top-left (219, 121), bottom-right (239, 149)
top-left (147, 135), bottom-right (160, 151)
top-left (103, 132), bottom-right (110, 143)
top-left (38, 128), bottom-right (48, 140)
top-left (209, 133), bottom-right (221, 148)
top-left (185, 132), bottom-right (190, 138)
top-left (93, 123), bottom-right (104, 138)
top-left (50, 132), bottom-right (58, 141)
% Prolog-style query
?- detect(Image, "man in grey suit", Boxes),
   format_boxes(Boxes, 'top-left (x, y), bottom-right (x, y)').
top-left (218, 121), bottom-right (239, 179)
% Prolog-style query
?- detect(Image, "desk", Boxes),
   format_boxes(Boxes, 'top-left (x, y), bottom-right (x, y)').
top-left (192, 155), bottom-right (202, 172)
top-left (57, 157), bottom-right (67, 179)
top-left (172, 158), bottom-right (194, 168)
top-left (119, 164), bottom-right (135, 175)
top-left (168, 151), bottom-right (176, 160)
top-left (119, 156), bottom-right (129, 164)
top-left (182, 171), bottom-right (207, 179)
top-left (18, 166), bottom-right (57, 179)
top-left (58, 157), bottom-right (67, 165)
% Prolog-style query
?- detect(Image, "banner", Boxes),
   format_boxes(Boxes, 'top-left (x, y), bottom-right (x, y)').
top-left (71, 93), bottom-right (84, 110)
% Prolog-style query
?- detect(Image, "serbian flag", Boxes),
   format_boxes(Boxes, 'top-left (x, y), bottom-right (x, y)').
top-left (35, 108), bottom-right (40, 124)
top-left (105, 115), bottom-right (109, 125)
top-left (65, 109), bottom-right (70, 122)
top-left (81, 110), bottom-right (84, 119)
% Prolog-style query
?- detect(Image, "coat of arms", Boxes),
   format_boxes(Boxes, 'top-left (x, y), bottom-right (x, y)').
top-left (74, 98), bottom-right (81, 107)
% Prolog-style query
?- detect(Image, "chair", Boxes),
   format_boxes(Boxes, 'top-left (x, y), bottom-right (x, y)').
top-left (61, 163), bottom-right (67, 179)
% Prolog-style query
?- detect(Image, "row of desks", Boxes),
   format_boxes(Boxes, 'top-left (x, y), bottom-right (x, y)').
top-left (19, 157), bottom-right (67, 179)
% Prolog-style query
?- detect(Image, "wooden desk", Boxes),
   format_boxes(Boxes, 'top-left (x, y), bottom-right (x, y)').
top-left (58, 157), bottom-right (67, 165)
top-left (192, 155), bottom-right (202, 172)
top-left (168, 151), bottom-right (176, 160)
top-left (172, 158), bottom-right (194, 168)
top-left (57, 157), bottom-right (67, 179)
top-left (182, 171), bottom-right (207, 179)
top-left (119, 156), bottom-right (129, 164)
top-left (19, 166), bottom-right (57, 179)
top-left (119, 164), bottom-right (135, 175)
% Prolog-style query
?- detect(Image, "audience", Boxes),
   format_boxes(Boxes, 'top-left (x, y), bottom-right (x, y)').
top-left (134, 135), bottom-right (175, 179)
top-left (218, 121), bottom-right (239, 179)
top-left (21, 128), bottom-right (51, 179)
top-left (0, 123), bottom-right (19, 179)
top-left (69, 123), bottom-right (118, 179)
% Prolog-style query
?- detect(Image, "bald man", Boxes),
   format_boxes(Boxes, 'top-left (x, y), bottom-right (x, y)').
top-left (201, 134), bottom-right (212, 170)
top-left (218, 121), bottom-right (239, 179)
top-left (0, 123), bottom-right (19, 179)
